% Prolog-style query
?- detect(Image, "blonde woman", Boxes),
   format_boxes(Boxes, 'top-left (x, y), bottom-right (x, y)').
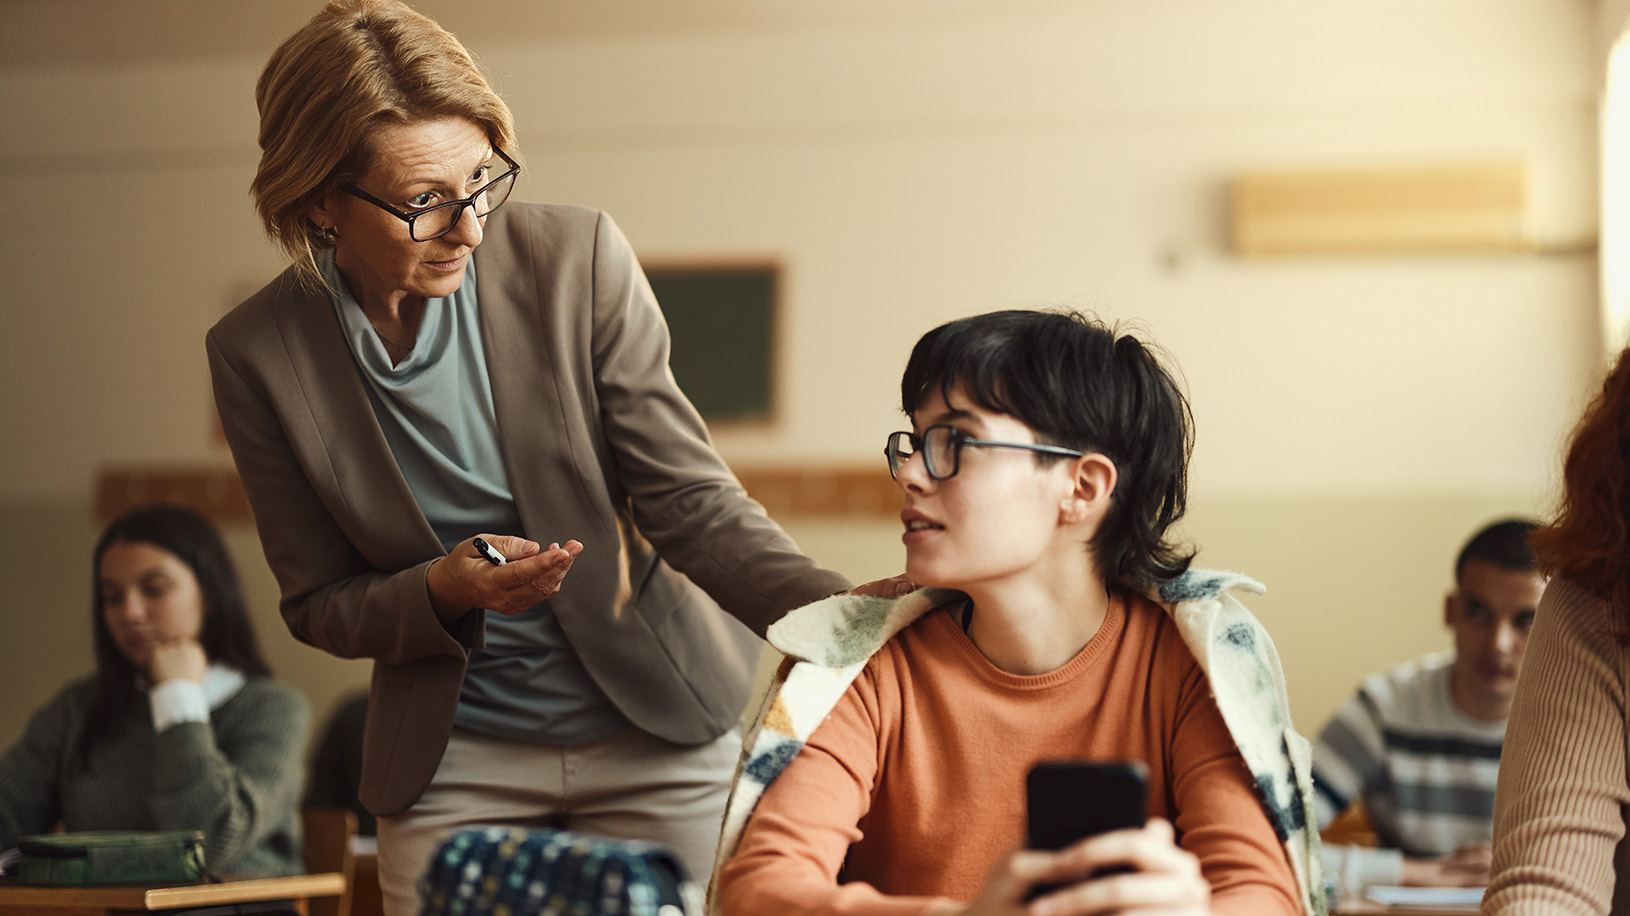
top-left (210, 2), bottom-right (902, 913)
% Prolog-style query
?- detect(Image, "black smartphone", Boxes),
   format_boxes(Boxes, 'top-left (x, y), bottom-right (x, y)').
top-left (1025, 760), bottom-right (1149, 899)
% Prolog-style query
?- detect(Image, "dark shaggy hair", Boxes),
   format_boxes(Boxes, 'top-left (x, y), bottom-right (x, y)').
top-left (80, 505), bottom-right (272, 767)
top-left (1454, 518), bottom-right (1541, 581)
top-left (899, 309), bottom-right (1195, 587)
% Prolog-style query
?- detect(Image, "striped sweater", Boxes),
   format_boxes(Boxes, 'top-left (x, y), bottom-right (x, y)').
top-left (1311, 651), bottom-right (1505, 853)
top-left (1310, 651), bottom-right (1506, 897)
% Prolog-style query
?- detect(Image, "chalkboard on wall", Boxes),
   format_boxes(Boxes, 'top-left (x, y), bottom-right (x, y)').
top-left (646, 264), bottom-right (778, 423)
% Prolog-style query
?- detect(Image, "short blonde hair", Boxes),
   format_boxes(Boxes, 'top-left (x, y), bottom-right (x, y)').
top-left (251, 0), bottom-right (518, 288)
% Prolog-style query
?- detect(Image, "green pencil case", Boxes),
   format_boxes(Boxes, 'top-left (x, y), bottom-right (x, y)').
top-left (15, 830), bottom-right (207, 885)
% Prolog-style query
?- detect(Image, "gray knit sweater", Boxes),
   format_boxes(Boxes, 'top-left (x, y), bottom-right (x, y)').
top-left (0, 674), bottom-right (311, 878)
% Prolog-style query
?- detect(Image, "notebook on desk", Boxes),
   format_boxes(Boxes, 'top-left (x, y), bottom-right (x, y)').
top-left (1365, 885), bottom-right (1485, 908)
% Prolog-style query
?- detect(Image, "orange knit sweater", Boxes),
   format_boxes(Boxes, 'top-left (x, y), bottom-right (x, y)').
top-left (717, 592), bottom-right (1301, 916)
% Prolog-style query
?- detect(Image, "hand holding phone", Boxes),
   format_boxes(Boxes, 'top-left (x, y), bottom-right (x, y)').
top-left (1025, 760), bottom-right (1149, 899)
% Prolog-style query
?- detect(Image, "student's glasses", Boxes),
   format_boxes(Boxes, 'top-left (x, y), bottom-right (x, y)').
top-left (884, 425), bottom-right (1086, 481)
top-left (341, 148), bottom-right (520, 242)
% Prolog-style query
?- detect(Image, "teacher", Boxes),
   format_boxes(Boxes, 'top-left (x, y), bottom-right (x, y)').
top-left (207, 2), bottom-right (881, 913)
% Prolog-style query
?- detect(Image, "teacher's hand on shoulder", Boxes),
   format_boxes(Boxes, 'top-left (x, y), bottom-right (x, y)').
top-left (847, 573), bottom-right (917, 599)
top-left (427, 535), bottom-right (585, 622)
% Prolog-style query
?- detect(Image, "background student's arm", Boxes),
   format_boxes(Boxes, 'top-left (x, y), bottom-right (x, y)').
top-left (147, 680), bottom-right (311, 876)
top-left (1320, 844), bottom-right (1402, 898)
top-left (1312, 684), bottom-right (1412, 894)
top-left (1400, 843), bottom-right (1490, 887)
top-left (0, 687), bottom-right (76, 850)
top-left (1310, 690), bottom-right (1387, 835)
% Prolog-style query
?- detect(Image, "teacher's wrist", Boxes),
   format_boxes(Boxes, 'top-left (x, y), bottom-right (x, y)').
top-left (424, 557), bottom-right (472, 625)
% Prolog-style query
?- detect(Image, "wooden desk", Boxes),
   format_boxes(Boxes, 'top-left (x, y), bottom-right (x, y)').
top-left (0, 871), bottom-right (345, 914)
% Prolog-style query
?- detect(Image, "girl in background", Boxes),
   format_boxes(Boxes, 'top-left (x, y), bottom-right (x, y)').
top-left (0, 504), bottom-right (309, 878)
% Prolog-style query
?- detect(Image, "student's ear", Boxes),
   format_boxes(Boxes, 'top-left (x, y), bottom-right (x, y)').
top-left (1061, 454), bottom-right (1117, 526)
top-left (1443, 592), bottom-right (1457, 629)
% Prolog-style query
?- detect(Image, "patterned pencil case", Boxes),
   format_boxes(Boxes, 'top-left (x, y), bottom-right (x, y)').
top-left (420, 826), bottom-right (697, 916)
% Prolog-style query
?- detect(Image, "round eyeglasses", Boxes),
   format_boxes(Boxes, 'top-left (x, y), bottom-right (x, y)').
top-left (884, 425), bottom-right (1086, 481)
top-left (341, 148), bottom-right (520, 242)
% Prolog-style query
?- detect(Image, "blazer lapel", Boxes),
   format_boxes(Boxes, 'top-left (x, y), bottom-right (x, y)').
top-left (476, 209), bottom-right (620, 551)
top-left (273, 277), bottom-right (443, 570)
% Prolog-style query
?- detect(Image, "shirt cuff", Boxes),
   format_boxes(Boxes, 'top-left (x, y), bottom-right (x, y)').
top-left (149, 678), bottom-right (210, 733)
top-left (1323, 844), bottom-right (1404, 903)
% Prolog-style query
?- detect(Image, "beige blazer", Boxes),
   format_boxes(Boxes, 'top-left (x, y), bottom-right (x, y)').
top-left (207, 203), bottom-right (849, 816)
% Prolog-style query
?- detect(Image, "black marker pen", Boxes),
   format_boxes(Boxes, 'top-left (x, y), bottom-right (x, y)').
top-left (472, 537), bottom-right (508, 566)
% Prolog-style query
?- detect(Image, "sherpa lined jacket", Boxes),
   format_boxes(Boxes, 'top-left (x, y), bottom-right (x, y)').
top-left (708, 570), bottom-right (1328, 916)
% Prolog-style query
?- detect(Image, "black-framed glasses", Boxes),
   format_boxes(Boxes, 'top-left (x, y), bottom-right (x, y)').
top-left (341, 148), bottom-right (520, 242)
top-left (884, 425), bottom-right (1086, 481)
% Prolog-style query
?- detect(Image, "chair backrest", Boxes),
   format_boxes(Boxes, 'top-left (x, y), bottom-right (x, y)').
top-left (1321, 798), bottom-right (1379, 848)
top-left (302, 806), bottom-right (358, 916)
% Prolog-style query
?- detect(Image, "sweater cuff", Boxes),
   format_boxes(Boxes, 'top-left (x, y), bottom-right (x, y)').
top-left (149, 679), bottom-right (210, 733)
top-left (1323, 843), bottom-right (1403, 902)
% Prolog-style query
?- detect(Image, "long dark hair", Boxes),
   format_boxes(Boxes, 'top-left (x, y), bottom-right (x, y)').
top-left (1530, 347), bottom-right (1630, 631)
top-left (900, 309), bottom-right (1195, 588)
top-left (79, 504), bottom-right (272, 766)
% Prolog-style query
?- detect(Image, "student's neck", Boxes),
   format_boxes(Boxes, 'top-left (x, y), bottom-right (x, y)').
top-left (961, 576), bottom-right (1111, 676)
top-left (1449, 667), bottom-right (1510, 722)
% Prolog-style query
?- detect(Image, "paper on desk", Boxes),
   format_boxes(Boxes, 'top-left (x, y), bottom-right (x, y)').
top-left (1364, 885), bottom-right (1486, 907)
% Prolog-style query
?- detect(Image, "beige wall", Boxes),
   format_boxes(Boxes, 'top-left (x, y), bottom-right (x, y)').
top-left (1607, 0), bottom-right (1630, 67)
top-left (0, 1), bottom-right (1608, 750)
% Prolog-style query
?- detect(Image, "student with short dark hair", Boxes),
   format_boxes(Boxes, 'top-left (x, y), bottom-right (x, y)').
top-left (0, 505), bottom-right (311, 877)
top-left (1310, 518), bottom-right (1543, 896)
top-left (710, 310), bottom-right (1320, 916)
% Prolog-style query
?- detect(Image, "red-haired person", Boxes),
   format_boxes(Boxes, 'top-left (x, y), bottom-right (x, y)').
top-left (1484, 347), bottom-right (1630, 914)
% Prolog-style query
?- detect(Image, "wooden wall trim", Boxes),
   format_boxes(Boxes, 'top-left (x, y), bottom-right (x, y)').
top-left (95, 464), bottom-right (901, 524)
top-left (1229, 162), bottom-right (1527, 256)
top-left (96, 466), bottom-right (254, 524)
top-left (734, 466), bottom-right (901, 520)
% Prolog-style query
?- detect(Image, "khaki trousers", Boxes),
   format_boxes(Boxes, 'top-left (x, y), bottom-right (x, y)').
top-left (375, 725), bottom-right (740, 916)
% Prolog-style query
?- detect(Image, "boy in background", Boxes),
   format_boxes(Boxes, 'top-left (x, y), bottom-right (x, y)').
top-left (1312, 518), bottom-right (1544, 894)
